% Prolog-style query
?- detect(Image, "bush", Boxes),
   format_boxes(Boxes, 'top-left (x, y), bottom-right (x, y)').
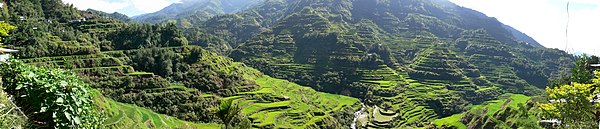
top-left (0, 59), bottom-right (102, 128)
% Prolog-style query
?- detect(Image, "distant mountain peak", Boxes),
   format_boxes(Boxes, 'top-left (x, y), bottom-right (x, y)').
top-left (502, 24), bottom-right (542, 47)
top-left (132, 0), bottom-right (264, 23)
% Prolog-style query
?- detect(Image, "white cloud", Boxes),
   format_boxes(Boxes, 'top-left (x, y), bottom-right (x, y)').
top-left (130, 0), bottom-right (172, 13)
top-left (63, 0), bottom-right (129, 13)
top-left (449, 0), bottom-right (600, 56)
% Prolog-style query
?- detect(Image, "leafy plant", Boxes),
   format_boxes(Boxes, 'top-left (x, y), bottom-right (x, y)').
top-left (0, 58), bottom-right (102, 128)
top-left (216, 99), bottom-right (251, 129)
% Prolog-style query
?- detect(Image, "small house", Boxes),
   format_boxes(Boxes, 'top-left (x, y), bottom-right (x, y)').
top-left (592, 64), bottom-right (600, 72)
top-left (0, 48), bottom-right (18, 61)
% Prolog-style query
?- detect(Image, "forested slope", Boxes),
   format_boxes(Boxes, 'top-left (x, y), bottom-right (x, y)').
top-left (0, 0), bottom-right (583, 128)
top-left (0, 0), bottom-right (360, 128)
top-left (140, 0), bottom-right (576, 128)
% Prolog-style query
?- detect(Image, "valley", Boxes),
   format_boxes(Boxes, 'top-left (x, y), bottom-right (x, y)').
top-left (0, 0), bottom-right (597, 128)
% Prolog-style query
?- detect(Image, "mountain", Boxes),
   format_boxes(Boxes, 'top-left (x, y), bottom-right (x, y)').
top-left (85, 9), bottom-right (132, 22)
top-left (164, 0), bottom-right (572, 128)
top-left (502, 24), bottom-right (542, 47)
top-left (132, 0), bottom-right (263, 24)
top-left (0, 0), bottom-right (359, 128)
top-left (0, 0), bottom-right (579, 128)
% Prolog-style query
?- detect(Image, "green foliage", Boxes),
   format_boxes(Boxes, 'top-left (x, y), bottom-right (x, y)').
top-left (217, 99), bottom-right (251, 129)
top-left (84, 9), bottom-right (131, 22)
top-left (0, 87), bottom-right (26, 128)
top-left (571, 54), bottom-right (595, 84)
top-left (227, 75), bottom-right (360, 128)
top-left (90, 90), bottom-right (217, 129)
top-left (434, 94), bottom-right (541, 129)
top-left (107, 23), bottom-right (188, 50)
top-left (539, 71), bottom-right (600, 128)
top-left (408, 47), bottom-right (478, 81)
top-left (0, 59), bottom-right (102, 128)
top-left (0, 22), bottom-right (16, 43)
top-left (21, 46), bottom-right (260, 123)
top-left (0, 0), bottom-right (579, 128)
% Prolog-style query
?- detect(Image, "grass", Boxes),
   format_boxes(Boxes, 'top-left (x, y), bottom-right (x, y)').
top-left (372, 106), bottom-right (396, 122)
top-left (433, 94), bottom-right (530, 129)
top-left (92, 90), bottom-right (220, 129)
top-left (433, 113), bottom-right (466, 129)
top-left (242, 101), bottom-right (292, 114)
top-left (228, 75), bottom-right (360, 128)
top-left (145, 84), bottom-right (198, 93)
top-left (127, 72), bottom-right (154, 75)
top-left (0, 88), bottom-right (26, 129)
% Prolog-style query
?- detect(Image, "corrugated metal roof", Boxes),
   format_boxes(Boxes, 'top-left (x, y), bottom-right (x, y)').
top-left (0, 48), bottom-right (18, 53)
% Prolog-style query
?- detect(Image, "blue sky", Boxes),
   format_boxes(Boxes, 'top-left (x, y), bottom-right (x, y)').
top-left (64, 0), bottom-right (600, 55)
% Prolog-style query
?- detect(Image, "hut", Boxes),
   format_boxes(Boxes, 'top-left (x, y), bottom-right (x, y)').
top-left (0, 48), bottom-right (18, 61)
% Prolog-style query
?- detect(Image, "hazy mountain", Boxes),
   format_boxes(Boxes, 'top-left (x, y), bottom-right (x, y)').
top-left (85, 9), bottom-right (131, 22)
top-left (132, 0), bottom-right (263, 23)
top-left (502, 24), bottom-right (542, 47)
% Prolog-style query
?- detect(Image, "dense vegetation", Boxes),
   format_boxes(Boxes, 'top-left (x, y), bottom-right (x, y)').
top-left (0, 0), bottom-right (592, 128)
top-left (0, 59), bottom-right (101, 128)
top-left (0, 0), bottom-right (361, 128)
top-left (432, 55), bottom-right (600, 128)
top-left (0, 86), bottom-right (26, 128)
top-left (175, 0), bottom-right (573, 127)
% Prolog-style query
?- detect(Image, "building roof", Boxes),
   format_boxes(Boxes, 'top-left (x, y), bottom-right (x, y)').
top-left (592, 64), bottom-right (600, 67)
top-left (0, 48), bottom-right (19, 53)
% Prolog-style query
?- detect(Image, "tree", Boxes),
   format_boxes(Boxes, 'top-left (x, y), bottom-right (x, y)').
top-left (0, 22), bottom-right (16, 45)
top-left (216, 99), bottom-right (251, 129)
top-left (571, 54), bottom-right (595, 84)
top-left (539, 71), bottom-right (600, 128)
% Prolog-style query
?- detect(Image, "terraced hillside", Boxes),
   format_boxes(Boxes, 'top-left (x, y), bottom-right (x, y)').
top-left (20, 45), bottom-right (360, 128)
top-left (92, 90), bottom-right (221, 129)
top-left (433, 94), bottom-right (541, 129)
top-left (20, 46), bottom-right (210, 121)
top-left (0, 0), bottom-right (578, 128)
top-left (218, 0), bottom-right (574, 127)
top-left (226, 76), bottom-right (360, 128)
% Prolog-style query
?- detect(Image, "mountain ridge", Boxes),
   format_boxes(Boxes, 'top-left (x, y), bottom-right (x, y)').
top-left (0, 0), bottom-right (577, 128)
top-left (132, 0), bottom-right (264, 23)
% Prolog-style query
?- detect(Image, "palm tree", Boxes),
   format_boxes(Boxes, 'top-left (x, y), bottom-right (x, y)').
top-left (216, 99), bottom-right (251, 129)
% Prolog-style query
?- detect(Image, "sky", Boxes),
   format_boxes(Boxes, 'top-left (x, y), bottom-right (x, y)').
top-left (62, 0), bottom-right (180, 17)
top-left (449, 0), bottom-right (600, 56)
top-left (64, 0), bottom-right (600, 56)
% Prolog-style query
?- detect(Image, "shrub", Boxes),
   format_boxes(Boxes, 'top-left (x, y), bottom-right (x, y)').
top-left (0, 59), bottom-right (102, 128)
